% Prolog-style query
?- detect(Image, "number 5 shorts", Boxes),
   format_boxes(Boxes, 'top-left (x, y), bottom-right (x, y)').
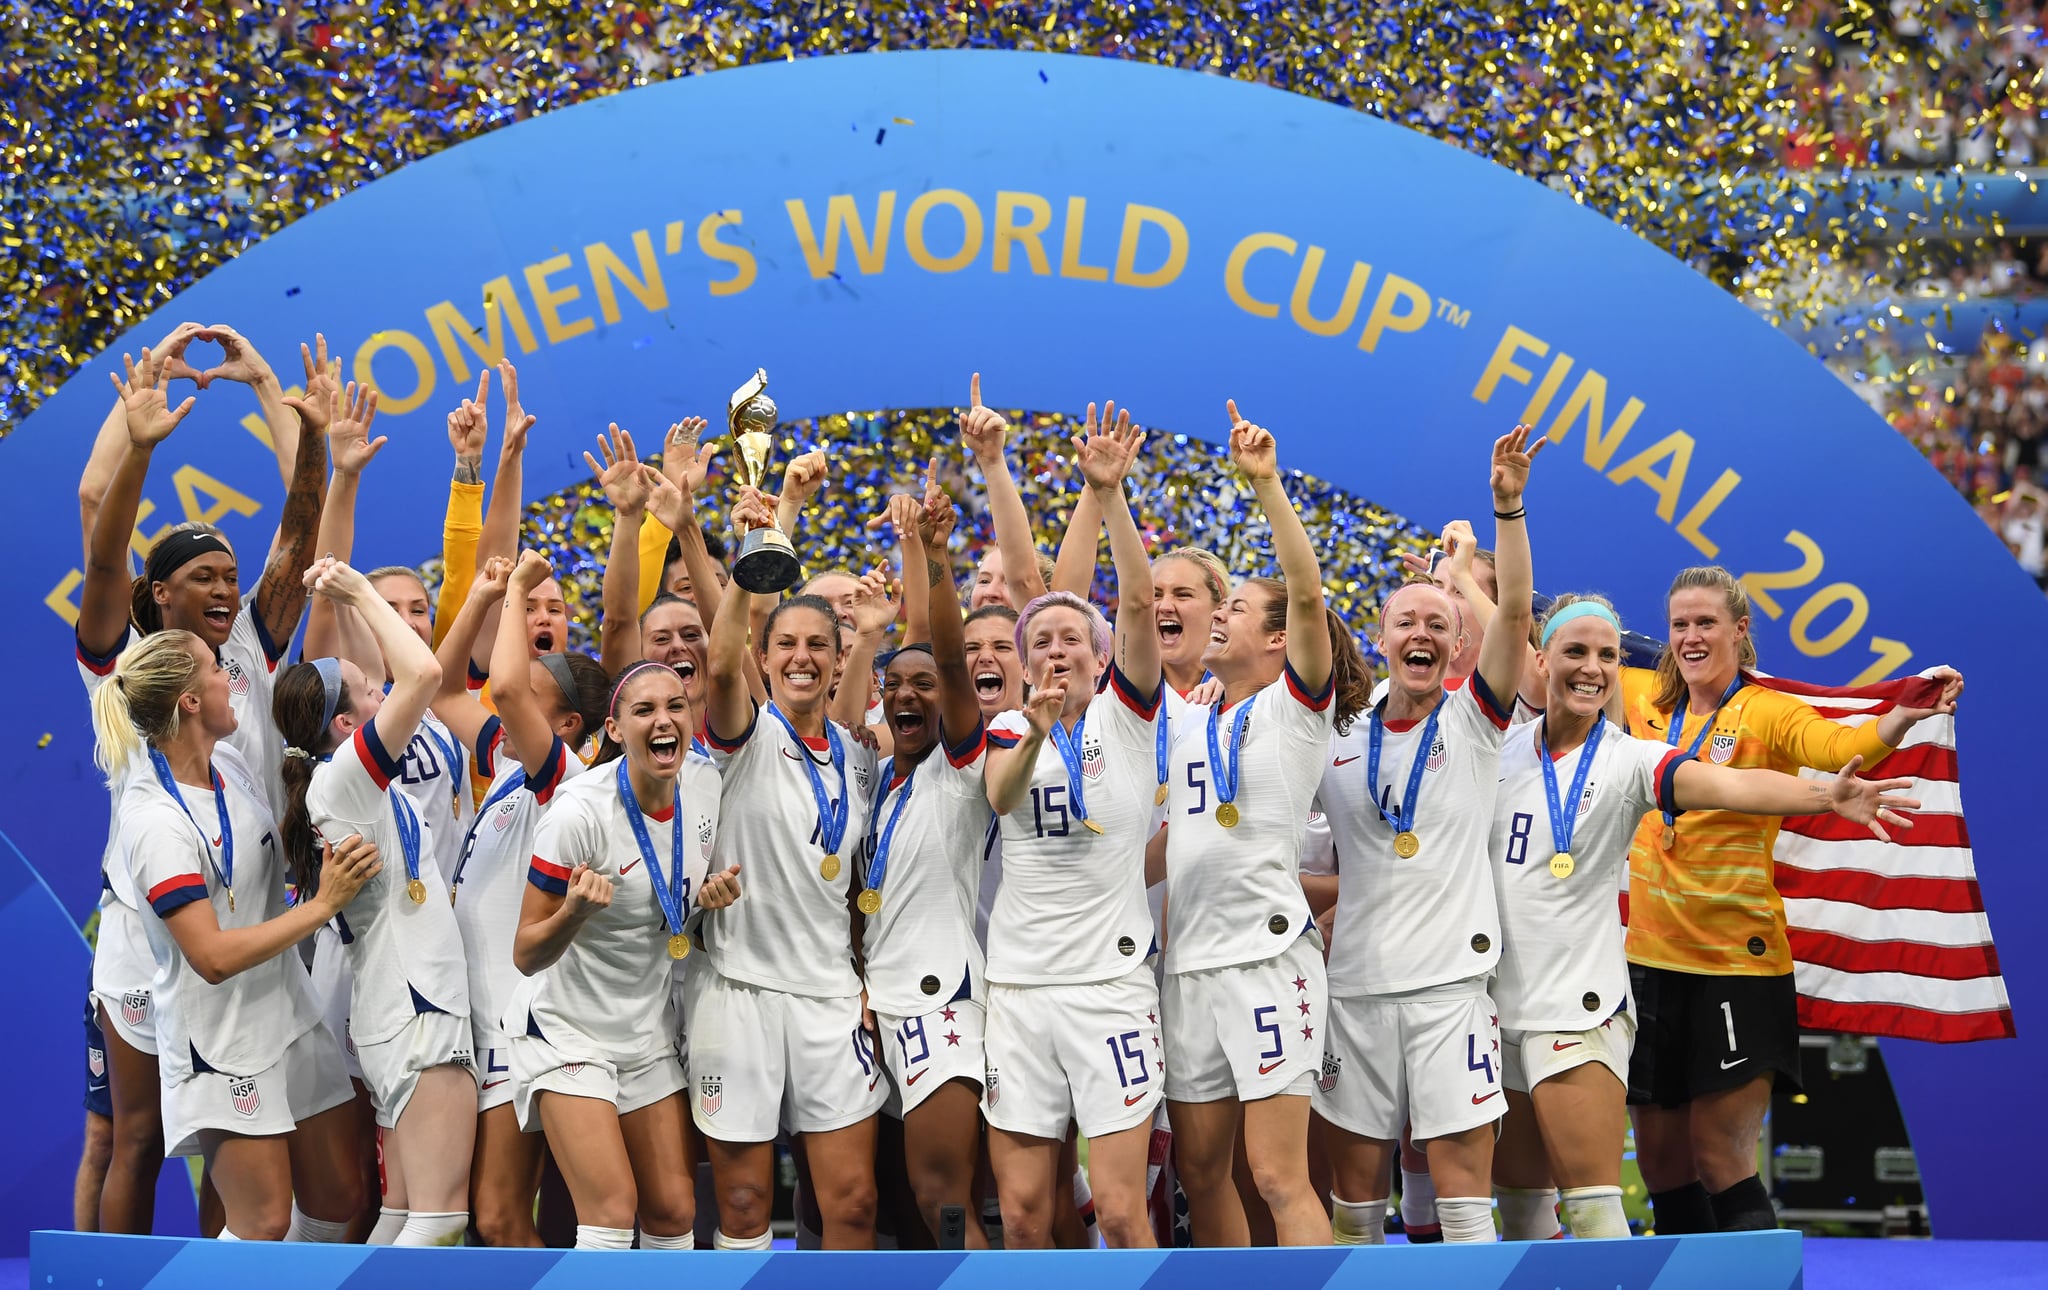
top-left (685, 967), bottom-right (887, 1143)
top-left (983, 961), bottom-right (1164, 1141)
top-left (1163, 934), bottom-right (1326, 1104)
top-left (1311, 977), bottom-right (1507, 1142)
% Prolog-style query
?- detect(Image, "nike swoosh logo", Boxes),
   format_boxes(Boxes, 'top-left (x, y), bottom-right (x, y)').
top-left (1720, 1057), bottom-right (1748, 1070)
top-left (620, 859), bottom-right (641, 875)
top-left (905, 1069), bottom-right (927, 1085)
top-left (1333, 756), bottom-right (1360, 767)
top-left (1258, 1059), bottom-right (1286, 1074)
top-left (1124, 1092), bottom-right (1147, 1106)
top-left (1552, 1040), bottom-right (1582, 1052)
top-left (482, 1079), bottom-right (509, 1090)
top-left (1471, 1090), bottom-right (1501, 1105)
top-left (783, 749), bottom-right (805, 762)
top-left (869, 1072), bottom-right (882, 1090)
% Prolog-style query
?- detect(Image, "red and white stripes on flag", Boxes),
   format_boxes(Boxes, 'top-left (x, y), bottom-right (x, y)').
top-left (1752, 669), bottom-right (2015, 1044)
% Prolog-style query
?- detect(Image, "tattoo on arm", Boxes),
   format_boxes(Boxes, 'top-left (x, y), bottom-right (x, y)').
top-left (926, 557), bottom-right (945, 589)
top-left (258, 426), bottom-right (329, 640)
top-left (453, 461), bottom-right (482, 485)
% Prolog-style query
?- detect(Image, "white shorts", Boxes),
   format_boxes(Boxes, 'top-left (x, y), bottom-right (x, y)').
top-left (1163, 936), bottom-right (1326, 1104)
top-left (473, 1021), bottom-right (517, 1114)
top-left (686, 969), bottom-right (885, 1141)
top-left (161, 1024), bottom-right (355, 1158)
top-left (876, 998), bottom-right (986, 1119)
top-left (1503, 1012), bottom-right (1636, 1095)
top-left (357, 1009), bottom-right (475, 1129)
top-left (307, 925), bottom-right (362, 1082)
top-left (509, 1028), bottom-right (686, 1133)
top-left (93, 899), bottom-right (158, 1055)
top-left (983, 963), bottom-right (1164, 1141)
top-left (1313, 983), bottom-right (1505, 1142)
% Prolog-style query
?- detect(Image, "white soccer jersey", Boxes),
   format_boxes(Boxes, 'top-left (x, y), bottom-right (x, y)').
top-left (1163, 666), bottom-right (1335, 974)
top-left (307, 724), bottom-right (469, 1046)
top-left (859, 723), bottom-right (994, 1016)
top-left (1317, 676), bottom-right (1512, 996)
top-left (522, 761), bottom-right (719, 1063)
top-left (986, 667), bottom-right (1163, 986)
top-left (452, 716), bottom-right (583, 1046)
top-left (702, 704), bottom-right (877, 997)
top-left (1492, 719), bottom-right (1683, 1031)
top-left (389, 709), bottom-right (472, 885)
top-left (117, 743), bottom-right (323, 1084)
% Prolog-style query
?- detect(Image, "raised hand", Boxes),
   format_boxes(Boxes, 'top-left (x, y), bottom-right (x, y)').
top-left (111, 347), bottom-right (197, 448)
top-left (1826, 755), bottom-right (1922, 842)
top-left (303, 556), bottom-right (373, 606)
top-left (1490, 423), bottom-right (1547, 507)
top-left (917, 455), bottom-right (957, 547)
top-left (659, 417), bottom-right (718, 496)
top-left (1225, 399), bottom-right (1278, 481)
top-left (448, 370), bottom-right (491, 467)
top-left (781, 450), bottom-right (829, 511)
top-left (498, 359), bottom-right (536, 457)
top-left (646, 465), bottom-right (694, 536)
top-left (848, 568), bottom-right (902, 636)
top-left (1073, 399), bottom-right (1144, 491)
top-left (316, 382), bottom-right (385, 477)
top-left (508, 548), bottom-right (553, 598)
top-left (961, 371), bottom-right (1009, 463)
top-left (586, 424), bottom-right (653, 515)
top-left (289, 334), bottom-right (344, 436)
top-left (473, 555), bottom-right (515, 604)
top-left (196, 324), bottom-right (275, 389)
top-left (1023, 681), bottom-right (1067, 738)
top-left (864, 491), bottom-right (926, 545)
top-left (697, 863), bottom-right (743, 910)
top-left (152, 321), bottom-right (210, 388)
top-left (315, 834), bottom-right (384, 910)
top-left (563, 864), bottom-right (614, 920)
top-left (732, 484), bottom-right (776, 536)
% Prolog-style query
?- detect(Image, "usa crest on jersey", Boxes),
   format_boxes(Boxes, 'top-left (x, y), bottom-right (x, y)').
top-left (225, 657), bottom-right (250, 697)
top-left (1318, 1052), bottom-right (1341, 1093)
top-left (1080, 738), bottom-right (1106, 782)
top-left (1425, 736), bottom-right (1448, 772)
top-left (984, 1064), bottom-right (1000, 1106)
top-left (699, 1074), bottom-right (723, 1116)
top-left (88, 1045), bottom-right (105, 1079)
top-left (1709, 732), bottom-right (1737, 764)
top-left (229, 1077), bottom-right (260, 1118)
top-left (121, 991), bottom-right (148, 1027)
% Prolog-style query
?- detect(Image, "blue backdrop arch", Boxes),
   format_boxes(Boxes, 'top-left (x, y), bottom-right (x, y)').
top-left (1, 50), bottom-right (2037, 1249)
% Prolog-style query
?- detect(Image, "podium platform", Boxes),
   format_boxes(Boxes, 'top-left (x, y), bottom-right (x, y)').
top-left (30, 1229), bottom-right (1803, 1290)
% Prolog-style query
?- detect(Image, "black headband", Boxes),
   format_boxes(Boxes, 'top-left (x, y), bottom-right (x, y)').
top-left (538, 651), bottom-right (580, 709)
top-left (145, 529), bottom-right (232, 586)
top-left (877, 642), bottom-right (935, 670)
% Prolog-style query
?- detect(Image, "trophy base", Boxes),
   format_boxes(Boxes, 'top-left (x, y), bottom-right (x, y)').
top-left (733, 527), bottom-right (802, 594)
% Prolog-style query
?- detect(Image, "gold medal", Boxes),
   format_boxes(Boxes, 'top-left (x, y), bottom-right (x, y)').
top-left (1155, 783), bottom-right (1169, 806)
top-left (820, 854), bottom-right (841, 881)
top-left (226, 890), bottom-right (235, 913)
top-left (1549, 851), bottom-right (1575, 880)
top-left (1661, 824), bottom-right (1677, 849)
top-left (1393, 830), bottom-right (1420, 859)
top-left (857, 888), bottom-right (882, 916)
top-left (406, 878), bottom-right (427, 905)
top-left (1083, 817), bottom-right (1106, 835)
top-left (668, 933), bottom-right (691, 960)
top-left (1215, 802), bottom-right (1240, 828)
top-left (450, 887), bottom-right (459, 907)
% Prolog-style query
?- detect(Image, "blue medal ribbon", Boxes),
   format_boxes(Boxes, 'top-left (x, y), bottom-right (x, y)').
top-left (392, 789), bottom-right (424, 893)
top-left (861, 758), bottom-right (917, 899)
top-left (451, 769), bottom-right (529, 900)
top-left (1661, 675), bottom-right (1744, 834)
top-left (420, 718), bottom-right (460, 805)
top-left (1047, 712), bottom-right (1095, 828)
top-left (766, 704), bottom-right (849, 858)
top-left (1365, 697), bottom-right (1444, 841)
top-left (1206, 696), bottom-right (1254, 811)
top-left (1155, 703), bottom-right (1169, 794)
top-left (616, 758), bottom-right (688, 935)
top-left (1539, 713), bottom-right (1605, 859)
top-left (149, 747), bottom-right (234, 904)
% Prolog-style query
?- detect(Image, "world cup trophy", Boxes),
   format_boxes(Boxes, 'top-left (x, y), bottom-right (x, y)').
top-left (725, 368), bottom-right (803, 593)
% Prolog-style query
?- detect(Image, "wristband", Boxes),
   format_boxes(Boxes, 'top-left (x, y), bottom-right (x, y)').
top-left (1493, 506), bottom-right (1526, 520)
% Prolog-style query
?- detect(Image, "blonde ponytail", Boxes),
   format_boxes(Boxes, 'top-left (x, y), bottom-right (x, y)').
top-left (90, 631), bottom-right (207, 785)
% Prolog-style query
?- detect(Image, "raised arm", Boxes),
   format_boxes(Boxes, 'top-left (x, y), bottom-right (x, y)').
top-left (962, 373), bottom-right (1049, 608)
top-left (919, 477), bottom-right (982, 745)
top-left (774, 451), bottom-right (829, 545)
top-left (830, 567), bottom-right (901, 739)
top-left (199, 324), bottom-right (301, 486)
top-left (249, 341), bottom-right (334, 651)
top-left (1229, 400), bottom-right (1331, 692)
top-left (164, 836), bottom-right (380, 984)
top-left (1872, 668), bottom-right (1964, 749)
top-left (1474, 425), bottom-right (1542, 709)
top-left (82, 349), bottom-right (197, 656)
top-left (430, 558), bottom-right (510, 756)
top-left (1075, 401), bottom-right (1158, 695)
top-left (1671, 754), bottom-right (1920, 841)
top-left (432, 375), bottom-right (491, 646)
top-left (1049, 484), bottom-right (1103, 598)
top-left (307, 558), bottom-right (441, 750)
top-left (498, 551), bottom-right (571, 778)
top-left (476, 359), bottom-right (535, 574)
top-left (648, 434), bottom-right (725, 630)
top-left (79, 323), bottom-right (205, 563)
top-left (704, 488), bottom-right (773, 741)
top-left (591, 424), bottom-right (659, 676)
top-left (297, 368), bottom-right (384, 664)
top-left (648, 419), bottom-right (722, 611)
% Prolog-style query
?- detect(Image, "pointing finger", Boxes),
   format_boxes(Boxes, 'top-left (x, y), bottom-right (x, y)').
top-left (970, 371), bottom-right (982, 408)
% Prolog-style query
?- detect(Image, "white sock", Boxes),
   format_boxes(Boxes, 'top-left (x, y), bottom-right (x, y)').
top-left (1399, 1164), bottom-right (1439, 1234)
top-left (1436, 1196), bottom-right (1497, 1243)
top-left (713, 1227), bottom-right (773, 1250)
top-left (395, 1210), bottom-right (468, 1247)
top-left (1330, 1193), bottom-right (1387, 1245)
top-left (1072, 1162), bottom-right (1098, 1236)
top-left (575, 1224), bottom-right (634, 1250)
top-left (1497, 1186), bottom-right (1561, 1241)
top-left (641, 1229), bottom-right (695, 1250)
top-left (216, 1228), bottom-right (243, 1242)
top-left (1562, 1185), bottom-right (1630, 1239)
top-left (367, 1206), bottom-right (408, 1245)
top-left (284, 1204), bottom-right (350, 1243)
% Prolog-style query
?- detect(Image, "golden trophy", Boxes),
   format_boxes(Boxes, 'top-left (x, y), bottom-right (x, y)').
top-left (726, 368), bottom-right (802, 593)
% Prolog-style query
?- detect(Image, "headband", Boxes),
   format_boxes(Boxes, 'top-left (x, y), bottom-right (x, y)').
top-left (608, 660), bottom-right (676, 718)
top-left (1540, 601), bottom-right (1621, 647)
top-left (539, 652), bottom-right (580, 709)
top-left (144, 529), bottom-right (232, 587)
top-left (877, 642), bottom-right (935, 670)
top-left (310, 656), bottom-right (345, 733)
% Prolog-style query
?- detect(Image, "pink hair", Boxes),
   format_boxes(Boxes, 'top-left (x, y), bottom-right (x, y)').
top-left (1016, 591), bottom-right (1112, 663)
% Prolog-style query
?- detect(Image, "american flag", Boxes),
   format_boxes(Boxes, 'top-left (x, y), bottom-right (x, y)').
top-left (1756, 669), bottom-right (2014, 1044)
